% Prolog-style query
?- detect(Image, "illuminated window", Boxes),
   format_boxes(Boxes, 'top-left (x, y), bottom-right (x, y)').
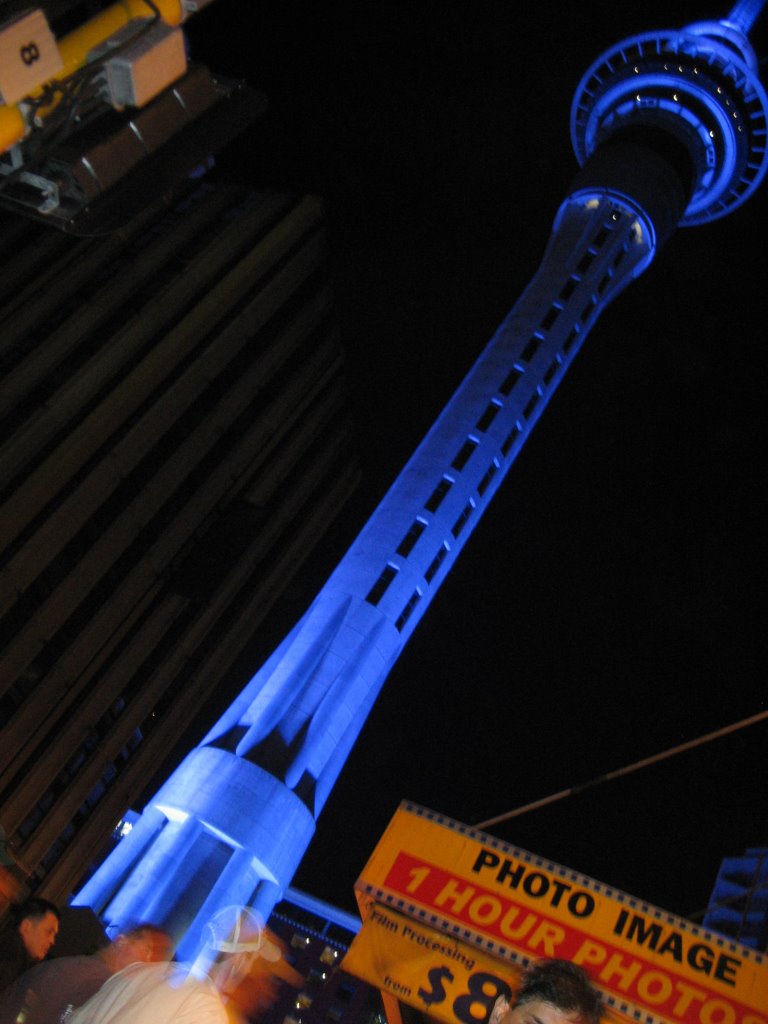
top-left (475, 402), bottom-right (500, 432)
top-left (540, 305), bottom-right (560, 331)
top-left (580, 296), bottom-right (597, 323)
top-left (499, 367), bottom-right (523, 396)
top-left (451, 501), bottom-right (473, 539)
top-left (424, 544), bottom-right (448, 583)
top-left (396, 519), bottom-right (426, 557)
top-left (395, 590), bottom-right (421, 632)
top-left (424, 477), bottom-right (452, 513)
top-left (451, 438), bottom-right (477, 471)
top-left (520, 336), bottom-right (541, 362)
top-left (563, 327), bottom-right (579, 353)
top-left (477, 461), bottom-right (499, 496)
top-left (501, 425), bottom-right (521, 456)
top-left (523, 392), bottom-right (541, 419)
top-left (365, 565), bottom-right (397, 606)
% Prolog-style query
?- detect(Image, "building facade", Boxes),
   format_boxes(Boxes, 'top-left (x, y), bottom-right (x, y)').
top-left (704, 848), bottom-right (768, 952)
top-left (0, 177), bottom-right (359, 906)
top-left (265, 888), bottom-right (384, 1024)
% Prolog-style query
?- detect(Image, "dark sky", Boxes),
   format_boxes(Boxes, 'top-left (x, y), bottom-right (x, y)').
top-left (184, 1), bottom-right (768, 923)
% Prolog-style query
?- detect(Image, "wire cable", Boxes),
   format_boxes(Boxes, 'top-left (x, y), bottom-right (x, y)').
top-left (475, 708), bottom-right (768, 830)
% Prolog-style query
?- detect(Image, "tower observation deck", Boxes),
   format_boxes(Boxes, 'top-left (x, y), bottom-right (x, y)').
top-left (74, 4), bottom-right (768, 957)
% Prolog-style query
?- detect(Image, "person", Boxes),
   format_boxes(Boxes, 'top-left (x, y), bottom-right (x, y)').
top-left (67, 904), bottom-right (302, 1024)
top-left (67, 960), bottom-right (229, 1024)
top-left (0, 923), bottom-right (172, 1024)
top-left (0, 898), bottom-right (60, 991)
top-left (490, 958), bottom-right (603, 1024)
top-left (202, 905), bottom-right (302, 1021)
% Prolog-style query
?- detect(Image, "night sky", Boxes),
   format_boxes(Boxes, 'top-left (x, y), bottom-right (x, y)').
top-left (182, 1), bottom-right (768, 923)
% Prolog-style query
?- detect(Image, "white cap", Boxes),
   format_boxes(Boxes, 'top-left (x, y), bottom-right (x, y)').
top-left (204, 905), bottom-right (281, 962)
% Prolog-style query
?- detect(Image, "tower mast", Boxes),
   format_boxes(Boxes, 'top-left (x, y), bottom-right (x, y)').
top-left (75, 4), bottom-right (768, 955)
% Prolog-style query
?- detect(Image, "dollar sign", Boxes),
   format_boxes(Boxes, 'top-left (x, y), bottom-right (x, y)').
top-left (418, 965), bottom-right (454, 1006)
top-left (453, 972), bottom-right (511, 1024)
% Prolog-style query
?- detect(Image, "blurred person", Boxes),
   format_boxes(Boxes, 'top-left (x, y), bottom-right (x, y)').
top-left (490, 958), bottom-right (603, 1024)
top-left (0, 898), bottom-right (60, 991)
top-left (203, 906), bottom-right (303, 1022)
top-left (68, 905), bottom-right (302, 1024)
top-left (0, 923), bottom-right (172, 1024)
top-left (67, 960), bottom-right (228, 1024)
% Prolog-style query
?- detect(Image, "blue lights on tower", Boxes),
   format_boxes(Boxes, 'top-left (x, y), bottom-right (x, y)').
top-left (74, 4), bottom-right (768, 955)
top-left (570, 11), bottom-right (768, 224)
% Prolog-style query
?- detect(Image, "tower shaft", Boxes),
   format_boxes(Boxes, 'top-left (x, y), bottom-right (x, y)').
top-left (727, 0), bottom-right (765, 33)
top-left (74, 5), bottom-right (767, 958)
top-left (75, 186), bottom-right (659, 954)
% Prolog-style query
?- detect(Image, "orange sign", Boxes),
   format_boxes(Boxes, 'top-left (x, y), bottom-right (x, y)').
top-left (353, 803), bottom-right (768, 1024)
top-left (343, 900), bottom-right (522, 1024)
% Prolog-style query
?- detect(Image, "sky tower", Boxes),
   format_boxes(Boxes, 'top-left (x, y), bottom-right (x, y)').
top-left (74, 3), bottom-right (768, 956)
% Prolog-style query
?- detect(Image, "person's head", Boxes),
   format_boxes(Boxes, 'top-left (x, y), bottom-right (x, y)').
top-left (199, 904), bottom-right (304, 1016)
top-left (206, 906), bottom-right (281, 994)
top-left (104, 923), bottom-right (173, 971)
top-left (495, 959), bottom-right (603, 1024)
top-left (9, 898), bottom-right (60, 961)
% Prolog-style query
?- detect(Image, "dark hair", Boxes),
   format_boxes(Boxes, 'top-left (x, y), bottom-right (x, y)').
top-left (516, 959), bottom-right (603, 1024)
top-left (9, 898), bottom-right (60, 927)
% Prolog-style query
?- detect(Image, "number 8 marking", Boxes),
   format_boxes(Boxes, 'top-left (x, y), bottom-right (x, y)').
top-left (20, 43), bottom-right (41, 65)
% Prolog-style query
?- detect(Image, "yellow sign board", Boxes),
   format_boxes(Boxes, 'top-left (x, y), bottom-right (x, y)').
top-left (344, 900), bottom-right (522, 1024)
top-left (352, 803), bottom-right (768, 1024)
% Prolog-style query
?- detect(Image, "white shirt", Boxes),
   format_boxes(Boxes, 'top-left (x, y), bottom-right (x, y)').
top-left (68, 961), bottom-right (227, 1024)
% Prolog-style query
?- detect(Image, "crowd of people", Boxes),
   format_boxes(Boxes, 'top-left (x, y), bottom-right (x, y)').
top-left (0, 894), bottom-right (605, 1024)
top-left (0, 897), bottom-right (303, 1024)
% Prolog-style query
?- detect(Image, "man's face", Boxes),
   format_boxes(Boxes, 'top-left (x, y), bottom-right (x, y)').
top-left (504, 999), bottom-right (584, 1024)
top-left (19, 911), bottom-right (59, 960)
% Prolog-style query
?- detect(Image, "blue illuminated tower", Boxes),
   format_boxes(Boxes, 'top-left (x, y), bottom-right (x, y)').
top-left (74, 3), bottom-right (768, 956)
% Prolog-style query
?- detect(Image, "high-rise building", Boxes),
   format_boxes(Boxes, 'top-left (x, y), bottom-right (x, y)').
top-left (704, 848), bottom-right (768, 951)
top-left (0, 177), bottom-right (359, 905)
top-left (264, 889), bottom-right (382, 1024)
top-left (72, 1), bottom-right (768, 959)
